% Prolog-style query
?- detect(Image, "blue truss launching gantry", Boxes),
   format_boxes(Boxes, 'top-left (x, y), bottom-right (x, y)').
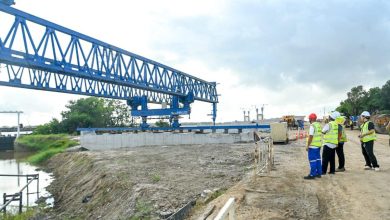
top-left (0, 1), bottom-right (218, 128)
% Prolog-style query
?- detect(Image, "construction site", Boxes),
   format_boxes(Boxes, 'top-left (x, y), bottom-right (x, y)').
top-left (40, 128), bottom-right (390, 219)
top-left (1, 0), bottom-right (390, 219)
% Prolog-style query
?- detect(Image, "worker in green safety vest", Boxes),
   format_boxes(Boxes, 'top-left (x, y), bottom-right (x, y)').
top-left (359, 111), bottom-right (380, 171)
top-left (335, 116), bottom-right (347, 172)
top-left (322, 111), bottom-right (340, 175)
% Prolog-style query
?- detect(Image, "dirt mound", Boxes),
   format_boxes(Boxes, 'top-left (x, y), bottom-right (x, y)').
top-left (46, 144), bottom-right (254, 219)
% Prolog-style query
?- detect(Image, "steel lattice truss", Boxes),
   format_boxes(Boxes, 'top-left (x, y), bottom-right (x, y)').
top-left (0, 4), bottom-right (218, 104)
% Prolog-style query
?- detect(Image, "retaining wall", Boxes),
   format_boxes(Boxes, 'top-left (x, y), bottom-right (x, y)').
top-left (80, 131), bottom-right (256, 150)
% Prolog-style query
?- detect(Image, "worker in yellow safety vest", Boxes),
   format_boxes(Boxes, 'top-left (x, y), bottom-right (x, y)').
top-left (321, 111), bottom-right (340, 175)
top-left (335, 116), bottom-right (347, 172)
top-left (304, 113), bottom-right (323, 180)
top-left (359, 111), bottom-right (379, 171)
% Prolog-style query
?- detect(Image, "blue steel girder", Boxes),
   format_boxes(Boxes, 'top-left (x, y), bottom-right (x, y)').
top-left (0, 4), bottom-right (218, 104)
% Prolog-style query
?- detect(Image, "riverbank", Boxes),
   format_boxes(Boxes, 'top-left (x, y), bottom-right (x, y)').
top-left (15, 134), bottom-right (78, 164)
top-left (44, 143), bottom-right (253, 219)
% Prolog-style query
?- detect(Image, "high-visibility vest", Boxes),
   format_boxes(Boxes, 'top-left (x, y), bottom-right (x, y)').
top-left (360, 121), bottom-right (376, 142)
top-left (307, 122), bottom-right (322, 147)
top-left (340, 125), bottom-right (348, 143)
top-left (324, 121), bottom-right (338, 145)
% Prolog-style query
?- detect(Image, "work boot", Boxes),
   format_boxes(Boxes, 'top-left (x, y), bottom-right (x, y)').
top-left (303, 175), bottom-right (316, 180)
top-left (336, 168), bottom-right (345, 172)
top-left (364, 165), bottom-right (372, 170)
top-left (315, 175), bottom-right (322, 178)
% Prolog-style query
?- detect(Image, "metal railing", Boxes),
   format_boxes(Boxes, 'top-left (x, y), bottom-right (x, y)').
top-left (0, 174), bottom-right (39, 214)
top-left (253, 131), bottom-right (274, 175)
top-left (214, 197), bottom-right (235, 220)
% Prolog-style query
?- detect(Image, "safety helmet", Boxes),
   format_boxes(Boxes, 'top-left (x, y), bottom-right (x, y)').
top-left (361, 111), bottom-right (370, 117)
top-left (308, 113), bottom-right (317, 121)
top-left (330, 111), bottom-right (340, 120)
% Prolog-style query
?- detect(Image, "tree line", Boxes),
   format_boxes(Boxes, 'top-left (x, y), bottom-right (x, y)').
top-left (34, 97), bottom-right (133, 134)
top-left (336, 80), bottom-right (390, 116)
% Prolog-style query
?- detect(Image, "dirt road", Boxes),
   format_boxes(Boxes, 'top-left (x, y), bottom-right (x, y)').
top-left (191, 130), bottom-right (390, 220)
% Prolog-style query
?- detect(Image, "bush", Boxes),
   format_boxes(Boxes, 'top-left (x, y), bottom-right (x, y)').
top-left (16, 134), bottom-right (78, 164)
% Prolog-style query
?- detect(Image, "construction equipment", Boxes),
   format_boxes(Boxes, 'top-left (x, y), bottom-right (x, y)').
top-left (281, 115), bottom-right (297, 129)
top-left (372, 114), bottom-right (390, 134)
top-left (0, 1), bottom-right (218, 129)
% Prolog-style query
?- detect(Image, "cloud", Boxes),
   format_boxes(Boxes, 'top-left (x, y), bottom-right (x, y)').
top-left (1, 0), bottom-right (389, 125)
top-left (149, 0), bottom-right (390, 92)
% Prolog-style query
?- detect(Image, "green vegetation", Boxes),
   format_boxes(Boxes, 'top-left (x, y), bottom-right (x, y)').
top-left (130, 199), bottom-right (153, 220)
top-left (155, 119), bottom-right (170, 127)
top-left (204, 189), bottom-right (226, 204)
top-left (337, 80), bottom-right (390, 116)
top-left (151, 174), bottom-right (161, 183)
top-left (34, 97), bottom-right (133, 134)
top-left (16, 134), bottom-right (78, 164)
top-left (0, 208), bottom-right (36, 220)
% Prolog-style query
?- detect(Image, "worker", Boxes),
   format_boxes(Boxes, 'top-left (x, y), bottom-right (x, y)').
top-left (335, 116), bottom-right (347, 172)
top-left (304, 113), bottom-right (322, 180)
top-left (349, 117), bottom-right (353, 130)
top-left (322, 111), bottom-right (340, 175)
top-left (386, 121), bottom-right (390, 146)
top-left (359, 111), bottom-right (380, 171)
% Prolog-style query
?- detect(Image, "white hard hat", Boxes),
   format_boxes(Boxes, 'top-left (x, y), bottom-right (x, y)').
top-left (361, 111), bottom-right (370, 117)
top-left (330, 111), bottom-right (340, 120)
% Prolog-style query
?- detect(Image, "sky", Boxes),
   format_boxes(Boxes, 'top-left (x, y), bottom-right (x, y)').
top-left (0, 0), bottom-right (389, 126)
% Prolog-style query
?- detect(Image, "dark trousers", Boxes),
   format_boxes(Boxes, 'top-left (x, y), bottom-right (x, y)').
top-left (322, 145), bottom-right (336, 174)
top-left (361, 141), bottom-right (379, 168)
top-left (336, 142), bottom-right (345, 169)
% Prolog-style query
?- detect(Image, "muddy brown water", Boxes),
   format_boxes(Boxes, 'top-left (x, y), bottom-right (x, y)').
top-left (0, 151), bottom-right (54, 212)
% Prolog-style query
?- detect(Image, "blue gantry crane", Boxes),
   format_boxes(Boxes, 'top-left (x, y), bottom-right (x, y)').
top-left (0, 0), bottom-right (218, 128)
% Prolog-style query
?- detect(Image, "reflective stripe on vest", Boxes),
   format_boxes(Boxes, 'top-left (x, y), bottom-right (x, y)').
top-left (307, 122), bottom-right (322, 147)
top-left (361, 121), bottom-right (376, 142)
top-left (324, 121), bottom-right (338, 145)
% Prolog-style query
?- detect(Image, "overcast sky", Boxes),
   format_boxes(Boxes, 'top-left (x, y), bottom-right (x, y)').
top-left (0, 0), bottom-right (389, 126)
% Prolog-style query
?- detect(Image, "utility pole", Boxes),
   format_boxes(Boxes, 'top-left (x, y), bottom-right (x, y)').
top-left (261, 104), bottom-right (268, 120)
top-left (0, 111), bottom-right (24, 137)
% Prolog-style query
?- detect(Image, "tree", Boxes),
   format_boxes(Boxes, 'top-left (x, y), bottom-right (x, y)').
top-left (34, 97), bottom-right (131, 134)
top-left (337, 81), bottom-right (390, 116)
top-left (342, 85), bottom-right (367, 116)
top-left (365, 87), bottom-right (381, 114)
top-left (34, 118), bottom-right (63, 134)
top-left (381, 80), bottom-right (390, 110)
top-left (106, 99), bottom-right (132, 127)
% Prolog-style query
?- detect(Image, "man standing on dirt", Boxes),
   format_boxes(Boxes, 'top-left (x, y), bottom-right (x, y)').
top-left (322, 111), bottom-right (340, 175)
top-left (359, 111), bottom-right (380, 171)
top-left (304, 113), bottom-right (322, 180)
top-left (335, 116), bottom-right (347, 172)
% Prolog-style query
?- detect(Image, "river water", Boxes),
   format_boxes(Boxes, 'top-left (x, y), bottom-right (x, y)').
top-left (0, 150), bottom-right (54, 212)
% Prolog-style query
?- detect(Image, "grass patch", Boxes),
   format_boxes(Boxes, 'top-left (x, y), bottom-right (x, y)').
top-left (204, 189), bottom-right (227, 204)
top-left (0, 207), bottom-right (45, 220)
top-left (151, 174), bottom-right (161, 183)
top-left (192, 188), bottom-right (228, 213)
top-left (130, 199), bottom-right (153, 220)
top-left (15, 134), bottom-right (78, 164)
